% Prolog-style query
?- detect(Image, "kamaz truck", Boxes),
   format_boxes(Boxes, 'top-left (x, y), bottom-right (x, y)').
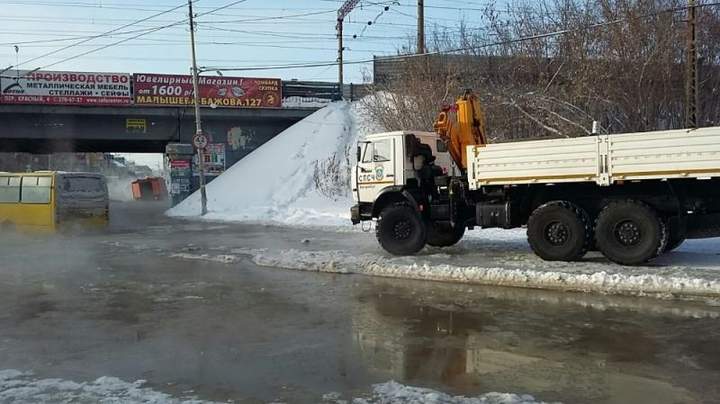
top-left (351, 91), bottom-right (720, 265)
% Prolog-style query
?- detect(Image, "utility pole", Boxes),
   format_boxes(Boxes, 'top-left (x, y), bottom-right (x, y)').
top-left (336, 0), bottom-right (359, 100)
top-left (685, 0), bottom-right (698, 128)
top-left (337, 18), bottom-right (344, 94)
top-left (188, 0), bottom-right (207, 215)
top-left (417, 0), bottom-right (425, 54)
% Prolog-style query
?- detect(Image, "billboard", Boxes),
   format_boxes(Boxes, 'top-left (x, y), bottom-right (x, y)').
top-left (0, 70), bottom-right (131, 105)
top-left (133, 73), bottom-right (281, 108)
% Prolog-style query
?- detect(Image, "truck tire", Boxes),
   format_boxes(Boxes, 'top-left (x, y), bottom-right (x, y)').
top-left (376, 205), bottom-right (427, 255)
top-left (426, 222), bottom-right (465, 247)
top-left (527, 201), bottom-right (592, 261)
top-left (595, 200), bottom-right (667, 265)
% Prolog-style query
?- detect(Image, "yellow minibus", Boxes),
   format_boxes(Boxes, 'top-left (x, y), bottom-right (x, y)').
top-left (0, 171), bottom-right (109, 233)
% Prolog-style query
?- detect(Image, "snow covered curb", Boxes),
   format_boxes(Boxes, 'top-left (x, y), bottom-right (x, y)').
top-left (354, 381), bottom-right (553, 404)
top-left (0, 370), bottom-right (212, 403)
top-left (170, 245), bottom-right (720, 299)
top-left (256, 250), bottom-right (720, 298)
top-left (0, 370), bottom-right (550, 404)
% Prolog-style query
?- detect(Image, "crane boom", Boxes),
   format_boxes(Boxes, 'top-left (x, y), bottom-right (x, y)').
top-left (433, 90), bottom-right (488, 171)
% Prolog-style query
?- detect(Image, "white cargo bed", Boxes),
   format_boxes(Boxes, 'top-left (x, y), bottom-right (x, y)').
top-left (468, 127), bottom-right (720, 189)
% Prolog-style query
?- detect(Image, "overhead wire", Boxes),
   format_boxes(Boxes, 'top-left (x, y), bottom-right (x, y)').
top-left (9, 0), bottom-right (193, 69)
top-left (4, 0), bottom-right (250, 75)
top-left (202, 2), bottom-right (720, 72)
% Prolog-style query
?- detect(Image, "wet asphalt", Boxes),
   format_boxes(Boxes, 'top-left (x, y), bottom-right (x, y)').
top-left (0, 201), bottom-right (719, 403)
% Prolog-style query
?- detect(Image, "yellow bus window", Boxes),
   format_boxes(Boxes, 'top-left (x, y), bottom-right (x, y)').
top-left (38, 177), bottom-right (52, 187)
top-left (0, 176), bottom-right (20, 203)
top-left (21, 176), bottom-right (51, 204)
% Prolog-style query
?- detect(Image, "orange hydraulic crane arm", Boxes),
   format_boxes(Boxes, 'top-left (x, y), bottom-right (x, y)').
top-left (433, 90), bottom-right (488, 171)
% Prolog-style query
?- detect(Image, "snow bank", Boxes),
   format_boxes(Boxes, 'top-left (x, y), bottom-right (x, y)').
top-left (0, 370), bottom-right (213, 403)
top-left (0, 370), bottom-right (546, 404)
top-left (166, 228), bottom-right (720, 299)
top-left (167, 101), bottom-right (377, 226)
top-left (353, 381), bottom-right (550, 404)
top-left (251, 250), bottom-right (720, 298)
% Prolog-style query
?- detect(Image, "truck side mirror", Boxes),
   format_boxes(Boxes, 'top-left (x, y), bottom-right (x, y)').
top-left (356, 145), bottom-right (362, 162)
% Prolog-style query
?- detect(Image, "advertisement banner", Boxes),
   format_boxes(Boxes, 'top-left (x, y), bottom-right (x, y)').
top-left (133, 73), bottom-right (281, 108)
top-left (0, 70), bottom-right (131, 105)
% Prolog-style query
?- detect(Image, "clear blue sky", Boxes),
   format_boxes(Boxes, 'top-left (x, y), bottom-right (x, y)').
top-left (0, 0), bottom-right (495, 83)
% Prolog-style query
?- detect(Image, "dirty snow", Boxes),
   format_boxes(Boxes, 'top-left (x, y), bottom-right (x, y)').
top-left (163, 228), bottom-right (720, 300)
top-left (0, 370), bottom-right (545, 404)
top-left (167, 101), bottom-right (377, 226)
top-left (351, 381), bottom-right (550, 404)
top-left (0, 370), bottom-right (213, 403)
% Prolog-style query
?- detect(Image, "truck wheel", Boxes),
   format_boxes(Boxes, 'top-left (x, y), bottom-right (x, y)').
top-left (527, 201), bottom-right (592, 261)
top-left (595, 201), bottom-right (667, 265)
top-left (426, 222), bottom-right (465, 247)
top-left (376, 205), bottom-right (427, 255)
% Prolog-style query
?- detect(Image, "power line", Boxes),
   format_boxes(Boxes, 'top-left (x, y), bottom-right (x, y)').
top-left (8, 0), bottom-right (249, 74)
top-left (202, 2), bottom-right (720, 73)
top-left (10, 0), bottom-right (194, 69)
top-left (198, 23), bottom-right (406, 40)
top-left (199, 9), bottom-right (336, 23)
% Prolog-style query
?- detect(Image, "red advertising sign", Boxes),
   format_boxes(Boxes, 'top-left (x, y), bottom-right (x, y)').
top-left (0, 70), bottom-right (131, 106)
top-left (133, 73), bottom-right (281, 108)
top-left (170, 160), bottom-right (190, 169)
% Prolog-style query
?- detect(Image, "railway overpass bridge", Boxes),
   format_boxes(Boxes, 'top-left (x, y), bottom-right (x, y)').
top-left (0, 103), bottom-right (317, 161)
top-left (0, 80), bottom-right (341, 166)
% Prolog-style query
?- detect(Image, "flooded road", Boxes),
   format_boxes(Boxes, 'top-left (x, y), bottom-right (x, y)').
top-left (0, 202), bottom-right (719, 403)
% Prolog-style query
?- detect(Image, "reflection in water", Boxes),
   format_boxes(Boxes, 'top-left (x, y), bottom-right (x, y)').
top-left (352, 279), bottom-right (720, 404)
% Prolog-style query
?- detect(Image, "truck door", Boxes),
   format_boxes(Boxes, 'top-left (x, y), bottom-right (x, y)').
top-left (357, 138), bottom-right (396, 202)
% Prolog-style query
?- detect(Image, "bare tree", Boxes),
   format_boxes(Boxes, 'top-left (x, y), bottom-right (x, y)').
top-left (363, 0), bottom-right (720, 141)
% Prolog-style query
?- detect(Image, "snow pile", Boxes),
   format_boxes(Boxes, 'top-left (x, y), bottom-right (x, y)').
top-left (0, 370), bottom-right (547, 404)
top-left (0, 370), bottom-right (214, 403)
top-left (163, 229), bottom-right (720, 299)
top-left (352, 381), bottom-right (550, 404)
top-left (248, 248), bottom-right (720, 298)
top-left (168, 101), bottom-right (377, 226)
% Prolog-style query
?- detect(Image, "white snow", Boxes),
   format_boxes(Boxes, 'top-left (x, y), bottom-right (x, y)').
top-left (167, 101), bottom-right (377, 226)
top-left (0, 370), bottom-right (215, 403)
top-left (163, 228), bottom-right (720, 300)
top-left (0, 370), bottom-right (546, 404)
top-left (352, 381), bottom-right (551, 404)
top-left (249, 246), bottom-right (720, 298)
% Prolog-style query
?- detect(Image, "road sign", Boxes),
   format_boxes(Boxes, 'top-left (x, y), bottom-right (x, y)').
top-left (192, 133), bottom-right (208, 149)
